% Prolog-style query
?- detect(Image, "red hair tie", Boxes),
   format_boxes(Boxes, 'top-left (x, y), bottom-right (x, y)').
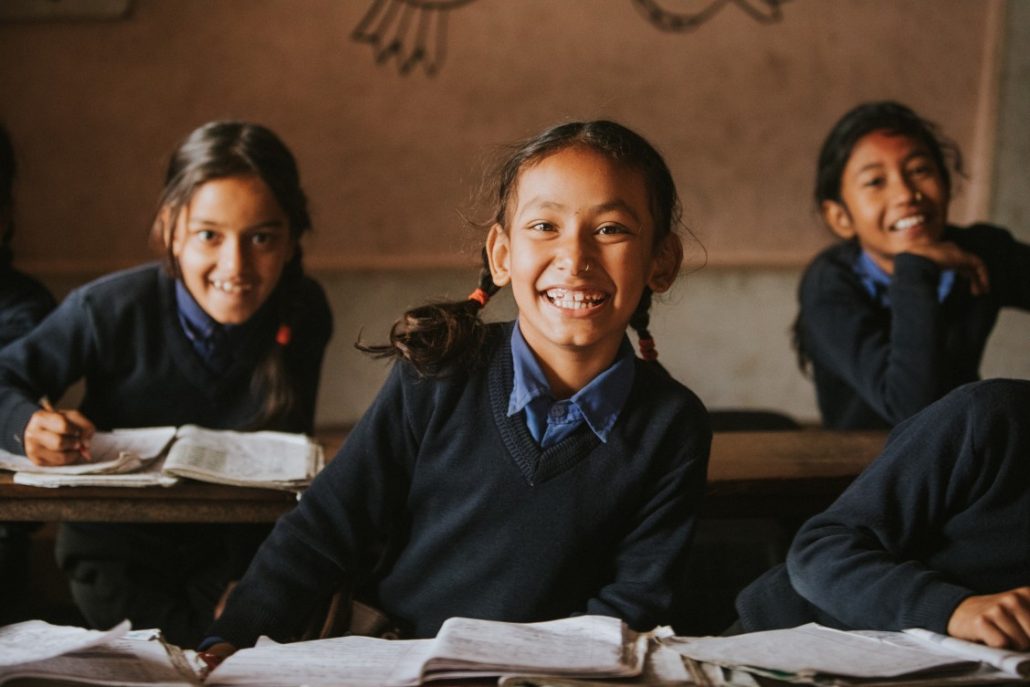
top-left (467, 288), bottom-right (490, 307)
top-left (638, 336), bottom-right (658, 361)
top-left (275, 324), bottom-right (292, 346)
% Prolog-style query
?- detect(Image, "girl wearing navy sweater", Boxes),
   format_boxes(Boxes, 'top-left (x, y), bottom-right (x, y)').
top-left (0, 121), bottom-right (332, 645)
top-left (795, 101), bottom-right (1030, 429)
top-left (202, 120), bottom-right (710, 659)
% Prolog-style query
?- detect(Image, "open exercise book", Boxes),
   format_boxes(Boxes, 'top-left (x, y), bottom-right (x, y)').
top-left (662, 623), bottom-right (1030, 686)
top-left (0, 425), bottom-right (324, 490)
top-left (0, 615), bottom-right (665, 687)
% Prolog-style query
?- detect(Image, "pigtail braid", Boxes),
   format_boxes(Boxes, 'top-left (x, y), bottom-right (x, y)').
top-left (358, 249), bottom-right (501, 376)
top-left (629, 287), bottom-right (658, 361)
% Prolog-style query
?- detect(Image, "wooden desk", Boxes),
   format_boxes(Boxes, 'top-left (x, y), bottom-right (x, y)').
top-left (0, 430), bottom-right (888, 523)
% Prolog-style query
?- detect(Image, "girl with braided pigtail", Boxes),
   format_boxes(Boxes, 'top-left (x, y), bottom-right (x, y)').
top-left (203, 120), bottom-right (711, 661)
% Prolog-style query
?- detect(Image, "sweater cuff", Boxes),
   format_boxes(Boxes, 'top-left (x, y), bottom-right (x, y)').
top-left (1, 399), bottom-right (42, 455)
top-left (900, 581), bottom-right (974, 634)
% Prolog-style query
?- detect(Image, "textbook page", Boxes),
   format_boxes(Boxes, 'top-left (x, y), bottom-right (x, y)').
top-left (0, 620), bottom-right (130, 666)
top-left (903, 628), bottom-right (1030, 677)
top-left (14, 455), bottom-right (178, 488)
top-left (0, 426), bottom-right (176, 475)
top-left (207, 635), bottom-right (433, 687)
top-left (161, 425), bottom-right (323, 490)
top-left (662, 623), bottom-right (979, 681)
top-left (402, 615), bottom-right (646, 684)
top-left (0, 630), bottom-right (197, 686)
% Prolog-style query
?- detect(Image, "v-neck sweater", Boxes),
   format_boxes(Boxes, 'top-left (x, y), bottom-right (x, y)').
top-left (209, 321), bottom-right (711, 644)
top-left (0, 263), bottom-right (332, 448)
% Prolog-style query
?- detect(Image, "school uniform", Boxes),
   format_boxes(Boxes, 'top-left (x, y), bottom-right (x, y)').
top-left (207, 320), bottom-right (711, 645)
top-left (796, 223), bottom-right (1030, 429)
top-left (0, 263), bottom-right (332, 645)
top-left (736, 378), bottom-right (1030, 633)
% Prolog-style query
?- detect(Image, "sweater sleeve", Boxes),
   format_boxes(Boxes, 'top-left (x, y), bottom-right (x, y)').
top-left (585, 393), bottom-right (711, 630)
top-left (785, 381), bottom-right (1015, 633)
top-left (0, 287), bottom-right (96, 453)
top-left (970, 225), bottom-right (1030, 310)
top-left (800, 250), bottom-right (949, 426)
top-left (207, 361), bottom-right (419, 647)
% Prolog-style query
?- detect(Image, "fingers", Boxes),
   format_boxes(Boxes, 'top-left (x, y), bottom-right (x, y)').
top-left (948, 588), bottom-right (1030, 650)
top-left (23, 408), bottom-right (94, 466)
top-left (964, 253), bottom-right (990, 296)
top-left (904, 242), bottom-right (990, 296)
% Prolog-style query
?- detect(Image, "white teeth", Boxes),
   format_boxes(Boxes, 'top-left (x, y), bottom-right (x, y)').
top-left (892, 215), bottom-right (925, 232)
top-left (545, 288), bottom-right (606, 309)
top-left (210, 279), bottom-right (251, 294)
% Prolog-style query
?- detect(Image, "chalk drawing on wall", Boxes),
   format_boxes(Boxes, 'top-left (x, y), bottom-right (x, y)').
top-left (352, 0), bottom-right (477, 76)
top-left (633, 0), bottom-right (790, 32)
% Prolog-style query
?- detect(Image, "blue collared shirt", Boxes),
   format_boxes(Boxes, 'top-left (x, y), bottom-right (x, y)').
top-left (175, 281), bottom-right (243, 372)
top-left (507, 321), bottom-right (636, 448)
top-left (854, 250), bottom-right (955, 308)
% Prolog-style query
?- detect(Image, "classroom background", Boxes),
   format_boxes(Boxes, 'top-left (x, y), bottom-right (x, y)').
top-left (1, 0), bottom-right (1028, 428)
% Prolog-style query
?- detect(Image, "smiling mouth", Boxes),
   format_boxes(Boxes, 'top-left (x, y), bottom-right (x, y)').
top-left (890, 214), bottom-right (926, 233)
top-left (544, 288), bottom-right (609, 310)
top-left (210, 279), bottom-right (254, 295)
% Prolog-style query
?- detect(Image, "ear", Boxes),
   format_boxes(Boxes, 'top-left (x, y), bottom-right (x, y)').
top-left (647, 233), bottom-right (683, 294)
top-left (486, 223), bottom-right (512, 287)
top-left (821, 200), bottom-right (855, 240)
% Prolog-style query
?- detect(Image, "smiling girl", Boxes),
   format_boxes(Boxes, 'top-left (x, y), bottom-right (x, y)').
top-left (0, 121), bottom-right (333, 644)
top-left (795, 101), bottom-right (1030, 429)
top-left (199, 120), bottom-right (710, 659)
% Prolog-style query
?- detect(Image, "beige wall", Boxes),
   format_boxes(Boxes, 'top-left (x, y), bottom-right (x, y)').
top-left (3, 0), bottom-right (1027, 426)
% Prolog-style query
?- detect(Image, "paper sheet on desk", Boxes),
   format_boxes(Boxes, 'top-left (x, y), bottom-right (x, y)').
top-left (0, 426), bottom-right (176, 475)
top-left (0, 619), bottom-right (130, 666)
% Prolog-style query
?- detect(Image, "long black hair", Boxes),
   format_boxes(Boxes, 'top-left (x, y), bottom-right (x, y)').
top-left (359, 120), bottom-right (683, 376)
top-left (152, 121), bottom-right (313, 427)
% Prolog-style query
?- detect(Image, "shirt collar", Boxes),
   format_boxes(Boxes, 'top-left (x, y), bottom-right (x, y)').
top-left (854, 249), bottom-right (955, 306)
top-left (507, 320), bottom-right (636, 443)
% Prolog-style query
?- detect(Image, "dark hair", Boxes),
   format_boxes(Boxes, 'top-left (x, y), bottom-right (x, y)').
top-left (814, 100), bottom-right (964, 209)
top-left (796, 101), bottom-right (965, 373)
top-left (360, 120), bottom-right (682, 376)
top-left (0, 123), bottom-right (16, 267)
top-left (153, 121), bottom-right (313, 427)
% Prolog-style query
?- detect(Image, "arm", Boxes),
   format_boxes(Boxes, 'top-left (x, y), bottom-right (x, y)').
top-left (585, 394), bottom-right (711, 630)
top-left (0, 288), bottom-right (95, 457)
top-left (208, 363), bottom-right (418, 647)
top-left (787, 380), bottom-right (1028, 633)
top-left (800, 251), bottom-right (950, 425)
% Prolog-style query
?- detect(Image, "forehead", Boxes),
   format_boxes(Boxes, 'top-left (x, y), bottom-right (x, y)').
top-left (846, 130), bottom-right (933, 172)
top-left (512, 146), bottom-right (651, 217)
top-left (186, 174), bottom-right (284, 219)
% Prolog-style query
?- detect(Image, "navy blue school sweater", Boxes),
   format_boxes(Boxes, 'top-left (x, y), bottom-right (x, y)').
top-left (736, 378), bottom-right (1030, 633)
top-left (0, 263), bottom-right (332, 445)
top-left (209, 321), bottom-right (711, 644)
top-left (0, 264), bottom-right (55, 348)
top-left (796, 224), bottom-right (1030, 429)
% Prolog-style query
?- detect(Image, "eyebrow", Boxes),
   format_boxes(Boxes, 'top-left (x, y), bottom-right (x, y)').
top-left (523, 198), bottom-right (641, 222)
top-left (855, 151), bottom-right (933, 175)
top-left (187, 217), bottom-right (287, 231)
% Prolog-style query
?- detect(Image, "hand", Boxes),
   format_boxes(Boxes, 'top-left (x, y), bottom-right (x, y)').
top-left (23, 406), bottom-right (95, 466)
top-left (903, 241), bottom-right (990, 296)
top-left (196, 642), bottom-right (237, 671)
top-left (947, 587), bottom-right (1030, 650)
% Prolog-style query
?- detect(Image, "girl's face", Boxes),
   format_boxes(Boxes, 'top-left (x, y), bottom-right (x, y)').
top-left (487, 146), bottom-right (679, 370)
top-left (823, 130), bottom-right (949, 273)
top-left (169, 175), bottom-right (294, 324)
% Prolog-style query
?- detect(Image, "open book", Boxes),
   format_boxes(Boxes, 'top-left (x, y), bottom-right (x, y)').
top-left (2, 425), bottom-right (324, 491)
top-left (0, 620), bottom-right (196, 686)
top-left (663, 623), bottom-right (1030, 686)
top-left (207, 615), bottom-right (648, 687)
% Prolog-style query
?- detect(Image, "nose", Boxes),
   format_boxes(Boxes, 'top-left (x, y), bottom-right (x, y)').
top-left (555, 232), bottom-right (593, 276)
top-left (218, 235), bottom-right (246, 273)
top-left (893, 173), bottom-right (922, 205)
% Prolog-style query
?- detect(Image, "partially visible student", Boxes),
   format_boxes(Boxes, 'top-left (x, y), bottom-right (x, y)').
top-left (0, 122), bottom-right (57, 625)
top-left (199, 120), bottom-right (710, 661)
top-left (736, 378), bottom-right (1030, 650)
top-left (794, 101), bottom-right (1030, 429)
top-left (0, 121), bottom-right (333, 645)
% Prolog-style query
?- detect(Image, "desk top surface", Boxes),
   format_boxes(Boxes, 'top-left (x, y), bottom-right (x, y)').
top-left (0, 429), bottom-right (888, 522)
